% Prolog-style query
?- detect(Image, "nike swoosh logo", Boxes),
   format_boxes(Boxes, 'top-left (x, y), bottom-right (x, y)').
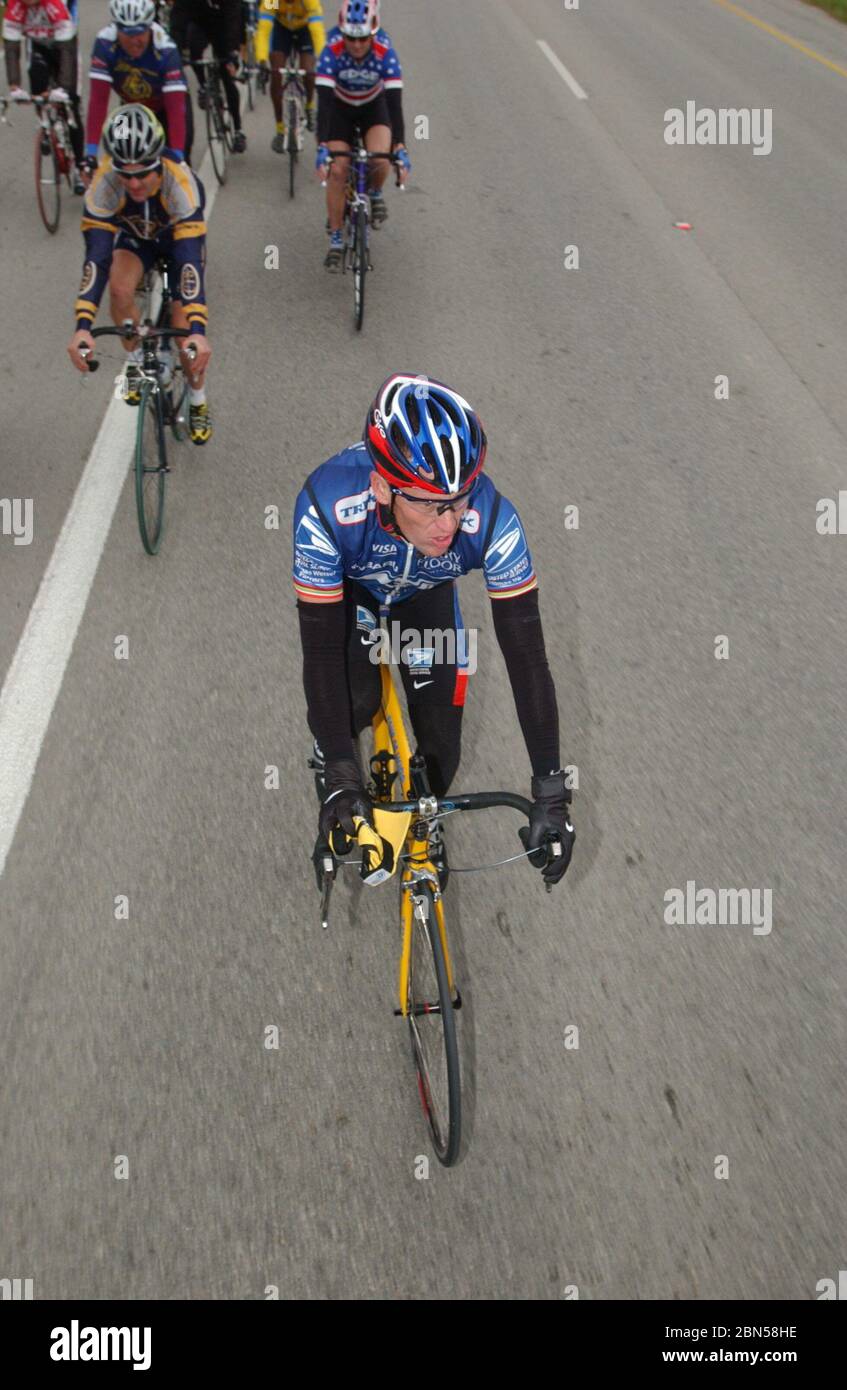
top-left (412, 679), bottom-right (434, 689)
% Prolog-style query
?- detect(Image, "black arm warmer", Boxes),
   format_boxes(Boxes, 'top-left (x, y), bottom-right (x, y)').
top-left (317, 86), bottom-right (333, 145)
top-left (5, 40), bottom-right (22, 89)
top-left (491, 588), bottom-right (561, 777)
top-left (386, 87), bottom-right (405, 146)
top-left (297, 599), bottom-right (356, 763)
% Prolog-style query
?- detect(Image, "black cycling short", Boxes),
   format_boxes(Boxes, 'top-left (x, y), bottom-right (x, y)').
top-left (344, 579), bottom-right (470, 718)
top-left (271, 21), bottom-right (315, 56)
top-left (330, 579), bottom-right (468, 798)
top-left (326, 93), bottom-right (391, 145)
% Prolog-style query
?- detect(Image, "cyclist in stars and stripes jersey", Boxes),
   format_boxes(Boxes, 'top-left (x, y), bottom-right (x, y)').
top-left (314, 0), bottom-right (409, 270)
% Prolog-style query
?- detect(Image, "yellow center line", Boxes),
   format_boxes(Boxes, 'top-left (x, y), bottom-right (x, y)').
top-left (712, 0), bottom-right (847, 80)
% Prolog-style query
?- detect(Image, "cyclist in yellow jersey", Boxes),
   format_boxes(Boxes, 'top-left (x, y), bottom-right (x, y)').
top-left (256, 0), bottom-right (326, 150)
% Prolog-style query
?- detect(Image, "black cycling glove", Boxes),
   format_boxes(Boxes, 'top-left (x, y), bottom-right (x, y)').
top-left (519, 770), bottom-right (575, 886)
top-left (319, 758), bottom-right (374, 850)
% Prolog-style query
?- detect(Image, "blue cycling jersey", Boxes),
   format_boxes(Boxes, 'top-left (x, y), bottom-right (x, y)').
top-left (315, 30), bottom-right (401, 106)
top-left (292, 444), bottom-right (537, 606)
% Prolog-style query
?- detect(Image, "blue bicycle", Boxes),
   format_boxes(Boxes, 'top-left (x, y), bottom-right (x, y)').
top-left (326, 133), bottom-right (402, 332)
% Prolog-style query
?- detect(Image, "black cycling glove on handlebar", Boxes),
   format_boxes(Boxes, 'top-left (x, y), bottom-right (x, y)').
top-left (318, 758), bottom-right (374, 847)
top-left (519, 770), bottom-right (575, 886)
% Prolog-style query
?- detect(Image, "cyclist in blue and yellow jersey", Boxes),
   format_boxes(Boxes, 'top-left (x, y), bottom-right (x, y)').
top-left (256, 0), bottom-right (326, 151)
top-left (315, 0), bottom-right (408, 270)
top-left (168, 0), bottom-right (247, 153)
top-left (67, 105), bottom-right (214, 446)
top-left (84, 0), bottom-right (193, 177)
top-left (293, 375), bottom-right (575, 890)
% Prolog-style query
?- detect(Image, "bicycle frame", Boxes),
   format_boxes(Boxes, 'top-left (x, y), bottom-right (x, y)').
top-left (370, 662), bottom-right (457, 1018)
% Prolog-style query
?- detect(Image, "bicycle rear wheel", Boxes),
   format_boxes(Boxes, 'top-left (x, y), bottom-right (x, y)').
top-left (206, 89), bottom-right (228, 185)
top-left (407, 883), bottom-right (461, 1166)
top-left (135, 380), bottom-right (167, 555)
top-left (34, 127), bottom-right (60, 234)
top-left (352, 203), bottom-right (368, 331)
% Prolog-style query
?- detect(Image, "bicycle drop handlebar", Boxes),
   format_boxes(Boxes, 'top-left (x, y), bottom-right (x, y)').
top-left (376, 791), bottom-right (534, 818)
top-left (79, 323), bottom-right (195, 373)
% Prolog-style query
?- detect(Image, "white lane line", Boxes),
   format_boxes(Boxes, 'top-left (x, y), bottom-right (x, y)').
top-left (0, 149), bottom-right (217, 879)
top-left (537, 39), bottom-right (588, 100)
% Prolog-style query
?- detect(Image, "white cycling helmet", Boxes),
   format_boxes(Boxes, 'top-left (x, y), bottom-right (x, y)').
top-left (109, 0), bottom-right (156, 33)
top-left (338, 0), bottom-right (379, 39)
top-left (103, 104), bottom-right (165, 170)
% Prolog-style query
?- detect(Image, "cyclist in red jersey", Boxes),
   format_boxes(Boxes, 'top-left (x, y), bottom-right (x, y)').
top-left (2, 0), bottom-right (85, 190)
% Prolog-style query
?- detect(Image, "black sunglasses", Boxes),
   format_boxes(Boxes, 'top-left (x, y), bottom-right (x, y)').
top-left (390, 483), bottom-right (476, 515)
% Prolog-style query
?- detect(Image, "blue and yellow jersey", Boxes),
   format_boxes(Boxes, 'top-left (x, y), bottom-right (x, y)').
top-left (256, 0), bottom-right (326, 63)
top-left (75, 155), bottom-right (208, 334)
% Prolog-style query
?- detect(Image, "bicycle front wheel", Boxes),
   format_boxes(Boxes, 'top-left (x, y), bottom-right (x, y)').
top-left (34, 127), bottom-right (60, 234)
top-left (353, 203), bottom-right (367, 331)
top-left (206, 91), bottom-right (228, 185)
top-left (135, 381), bottom-right (167, 555)
top-left (407, 884), bottom-right (461, 1166)
top-left (287, 99), bottom-right (298, 198)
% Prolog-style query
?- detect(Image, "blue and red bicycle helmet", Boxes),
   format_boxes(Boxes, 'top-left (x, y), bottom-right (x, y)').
top-left (364, 374), bottom-right (487, 495)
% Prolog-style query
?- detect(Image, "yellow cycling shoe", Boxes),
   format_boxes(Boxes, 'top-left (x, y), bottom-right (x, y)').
top-left (189, 402), bottom-right (213, 445)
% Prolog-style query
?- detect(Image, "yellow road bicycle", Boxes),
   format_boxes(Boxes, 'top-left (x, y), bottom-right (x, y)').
top-left (312, 661), bottom-right (563, 1167)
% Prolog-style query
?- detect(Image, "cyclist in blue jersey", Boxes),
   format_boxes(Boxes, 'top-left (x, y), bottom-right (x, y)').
top-left (315, 0), bottom-right (409, 270)
top-left (83, 0), bottom-right (193, 177)
top-left (293, 375), bottom-right (575, 889)
top-left (67, 105), bottom-right (214, 445)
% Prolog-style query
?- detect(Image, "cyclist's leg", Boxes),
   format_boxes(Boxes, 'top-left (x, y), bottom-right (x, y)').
top-left (211, 25), bottom-right (241, 129)
top-left (168, 291), bottom-right (212, 443)
top-left (186, 18), bottom-right (209, 92)
top-left (294, 29), bottom-right (317, 109)
top-left (28, 41), bottom-right (51, 98)
top-left (109, 244), bottom-right (149, 335)
top-left (269, 23), bottom-right (292, 137)
top-left (395, 582), bottom-right (468, 797)
top-left (66, 37), bottom-right (84, 166)
top-left (362, 97), bottom-right (392, 193)
top-left (326, 139), bottom-right (351, 232)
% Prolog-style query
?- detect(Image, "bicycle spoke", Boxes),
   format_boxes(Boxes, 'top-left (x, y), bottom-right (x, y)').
top-left (135, 382), bottom-right (166, 554)
top-left (407, 886), bottom-right (461, 1165)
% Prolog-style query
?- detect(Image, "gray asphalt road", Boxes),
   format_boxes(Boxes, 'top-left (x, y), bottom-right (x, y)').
top-left (1, 0), bottom-right (845, 1299)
